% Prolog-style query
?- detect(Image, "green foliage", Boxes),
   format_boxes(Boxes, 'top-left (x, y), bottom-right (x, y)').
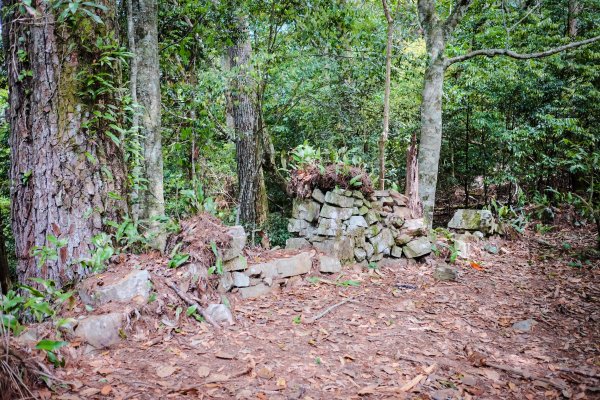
top-left (35, 339), bottom-right (68, 367)
top-left (264, 212), bottom-right (291, 248)
top-left (167, 244), bottom-right (190, 269)
top-left (207, 241), bottom-right (223, 275)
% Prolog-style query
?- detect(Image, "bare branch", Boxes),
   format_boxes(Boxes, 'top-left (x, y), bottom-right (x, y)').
top-left (445, 35), bottom-right (600, 66)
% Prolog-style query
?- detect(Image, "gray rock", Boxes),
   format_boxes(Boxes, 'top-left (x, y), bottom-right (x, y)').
top-left (317, 217), bottom-right (343, 236)
top-left (373, 190), bottom-right (390, 197)
top-left (232, 272), bottom-right (250, 287)
top-left (354, 199), bottom-right (364, 207)
top-left (245, 262), bottom-right (278, 278)
top-left (222, 226), bottom-right (247, 261)
top-left (224, 256), bottom-right (248, 272)
top-left (14, 328), bottom-right (40, 347)
top-left (352, 190), bottom-right (365, 199)
top-left (365, 210), bottom-right (380, 225)
top-left (205, 304), bottom-right (234, 325)
top-left (320, 204), bottom-right (353, 221)
top-left (448, 209), bottom-right (495, 232)
top-left (347, 215), bottom-right (368, 227)
top-left (79, 269), bottom-right (151, 306)
top-left (354, 233), bottom-right (367, 248)
top-left (403, 237), bottom-right (432, 258)
top-left (369, 228), bottom-right (394, 255)
top-left (318, 254), bottom-right (342, 273)
top-left (392, 207), bottom-right (411, 220)
top-left (276, 252), bottom-right (313, 278)
top-left (369, 253), bottom-right (384, 262)
top-left (239, 283), bottom-right (273, 299)
top-left (292, 199), bottom-right (321, 222)
top-left (391, 246), bottom-right (403, 258)
top-left (357, 206), bottom-right (369, 215)
top-left (389, 190), bottom-right (408, 206)
top-left (285, 237), bottom-right (311, 250)
top-left (433, 265), bottom-right (458, 281)
top-left (395, 233), bottom-right (412, 245)
top-left (288, 218), bottom-right (309, 233)
top-left (454, 239), bottom-right (470, 259)
top-left (354, 248), bottom-right (367, 262)
top-left (218, 272), bottom-right (234, 292)
top-left (513, 319), bottom-right (536, 332)
top-left (365, 224), bottom-right (382, 238)
top-left (324, 191), bottom-right (355, 208)
top-left (312, 188), bottom-right (325, 203)
top-left (473, 231), bottom-right (485, 239)
top-left (313, 237), bottom-right (355, 262)
top-left (75, 313), bottom-right (124, 348)
top-left (400, 218), bottom-right (426, 237)
top-left (364, 242), bottom-right (375, 258)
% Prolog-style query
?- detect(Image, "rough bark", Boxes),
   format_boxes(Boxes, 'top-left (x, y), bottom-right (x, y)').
top-left (405, 131), bottom-right (422, 218)
top-left (132, 0), bottom-right (166, 251)
top-left (3, 0), bottom-right (128, 287)
top-left (227, 16), bottom-right (263, 227)
top-left (127, 0), bottom-right (141, 221)
top-left (567, 0), bottom-right (581, 38)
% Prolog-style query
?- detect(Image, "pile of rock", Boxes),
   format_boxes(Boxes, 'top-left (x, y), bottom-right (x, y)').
top-left (287, 188), bottom-right (432, 264)
top-left (447, 209), bottom-right (498, 259)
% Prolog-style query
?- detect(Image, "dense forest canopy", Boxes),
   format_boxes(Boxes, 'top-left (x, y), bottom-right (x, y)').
top-left (0, 0), bottom-right (598, 288)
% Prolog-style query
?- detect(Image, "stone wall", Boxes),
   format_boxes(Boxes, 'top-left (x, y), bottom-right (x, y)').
top-left (286, 188), bottom-right (432, 263)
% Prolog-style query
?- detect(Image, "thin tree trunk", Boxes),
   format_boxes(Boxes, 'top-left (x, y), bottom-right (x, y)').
top-left (3, 0), bottom-right (128, 287)
top-left (379, 1), bottom-right (394, 190)
top-left (464, 104), bottom-right (470, 208)
top-left (405, 130), bottom-right (422, 218)
top-left (132, 0), bottom-right (166, 251)
top-left (567, 0), bottom-right (581, 38)
top-left (127, 0), bottom-right (141, 222)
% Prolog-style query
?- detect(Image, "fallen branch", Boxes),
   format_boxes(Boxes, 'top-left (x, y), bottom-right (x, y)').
top-left (558, 367), bottom-right (600, 380)
top-left (304, 297), bottom-right (358, 324)
top-left (165, 280), bottom-right (220, 329)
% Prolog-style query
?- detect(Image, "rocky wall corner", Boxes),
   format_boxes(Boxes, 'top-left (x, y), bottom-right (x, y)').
top-left (286, 188), bottom-right (432, 264)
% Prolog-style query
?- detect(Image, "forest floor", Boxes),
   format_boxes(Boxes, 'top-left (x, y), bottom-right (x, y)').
top-left (40, 225), bottom-right (600, 399)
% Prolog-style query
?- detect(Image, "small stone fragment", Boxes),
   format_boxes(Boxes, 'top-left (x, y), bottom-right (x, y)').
top-left (231, 272), bottom-right (250, 287)
top-left (222, 226), bottom-right (247, 261)
top-left (75, 313), bottom-right (124, 348)
top-left (512, 319), bottom-right (536, 332)
top-left (239, 283), bottom-right (273, 299)
top-left (433, 265), bottom-right (458, 281)
top-left (312, 188), bottom-right (325, 203)
top-left (205, 304), bottom-right (234, 325)
top-left (403, 237), bottom-right (431, 258)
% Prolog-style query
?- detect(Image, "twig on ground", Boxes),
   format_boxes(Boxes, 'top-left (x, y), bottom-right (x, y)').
top-left (304, 297), bottom-right (359, 324)
top-left (557, 367), bottom-right (600, 380)
top-left (165, 280), bottom-right (220, 329)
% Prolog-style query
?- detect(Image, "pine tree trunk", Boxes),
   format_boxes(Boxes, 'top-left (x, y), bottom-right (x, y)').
top-left (228, 16), bottom-right (264, 228)
top-left (132, 0), bottom-right (166, 251)
top-left (3, 0), bottom-right (128, 287)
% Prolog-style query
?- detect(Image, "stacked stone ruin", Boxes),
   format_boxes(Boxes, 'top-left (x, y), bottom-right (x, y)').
top-left (286, 188), bottom-right (432, 263)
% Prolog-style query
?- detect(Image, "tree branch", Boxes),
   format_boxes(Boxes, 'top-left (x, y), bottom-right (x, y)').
top-left (382, 0), bottom-right (393, 24)
top-left (445, 35), bottom-right (600, 66)
top-left (443, 0), bottom-right (473, 38)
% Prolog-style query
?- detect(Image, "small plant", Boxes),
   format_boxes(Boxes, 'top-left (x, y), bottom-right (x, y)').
top-left (35, 339), bottom-right (68, 368)
top-left (207, 241), bottom-right (223, 275)
top-left (167, 243), bottom-right (190, 269)
top-left (80, 233), bottom-right (114, 273)
top-left (289, 142), bottom-right (321, 170)
top-left (185, 304), bottom-right (204, 322)
top-left (292, 315), bottom-right (301, 324)
top-left (30, 234), bottom-right (68, 268)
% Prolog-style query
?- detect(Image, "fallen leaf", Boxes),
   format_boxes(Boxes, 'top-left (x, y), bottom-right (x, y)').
top-left (256, 367), bottom-right (274, 379)
top-left (100, 385), bottom-right (112, 395)
top-left (358, 385), bottom-right (378, 395)
top-left (276, 377), bottom-right (286, 388)
top-left (79, 388), bottom-right (100, 397)
top-left (197, 366), bottom-right (210, 378)
top-left (469, 261), bottom-right (484, 271)
top-left (400, 374), bottom-right (425, 392)
top-left (156, 365), bottom-right (177, 378)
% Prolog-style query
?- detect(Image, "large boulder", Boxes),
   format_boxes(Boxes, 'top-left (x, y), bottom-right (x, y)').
top-left (448, 209), bottom-right (494, 233)
top-left (317, 218), bottom-right (343, 236)
top-left (288, 218), bottom-right (309, 233)
top-left (79, 269), bottom-right (151, 306)
top-left (400, 218), bottom-right (426, 237)
top-left (318, 255), bottom-right (342, 273)
top-left (292, 199), bottom-right (321, 222)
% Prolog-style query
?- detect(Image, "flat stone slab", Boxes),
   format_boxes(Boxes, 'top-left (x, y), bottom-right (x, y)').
top-left (224, 255), bottom-right (248, 272)
top-left (239, 283), bottom-right (273, 299)
top-left (324, 191), bottom-right (355, 208)
top-left (75, 313), bottom-right (124, 348)
top-left (320, 204), bottom-right (353, 221)
top-left (448, 209), bottom-right (494, 232)
top-left (285, 237), bottom-right (311, 250)
top-left (79, 269), bottom-right (151, 306)
top-left (292, 199), bottom-right (321, 222)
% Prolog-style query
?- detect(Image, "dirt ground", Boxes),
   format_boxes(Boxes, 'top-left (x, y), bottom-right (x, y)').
top-left (35, 226), bottom-right (600, 400)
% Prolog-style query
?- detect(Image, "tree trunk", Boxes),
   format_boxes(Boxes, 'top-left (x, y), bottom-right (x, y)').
top-left (0, 212), bottom-right (10, 294)
top-left (567, 0), bottom-right (581, 38)
top-left (405, 130), bottom-right (422, 218)
top-left (132, 0), bottom-right (166, 251)
top-left (127, 0), bottom-right (141, 222)
top-left (227, 16), bottom-right (263, 227)
top-left (3, 0), bottom-right (128, 287)
top-left (418, 53), bottom-right (445, 225)
top-left (379, 18), bottom-right (394, 190)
